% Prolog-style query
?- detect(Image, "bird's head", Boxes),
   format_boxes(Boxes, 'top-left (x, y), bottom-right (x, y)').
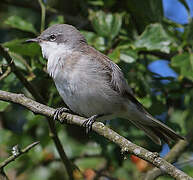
top-left (26, 24), bottom-right (86, 59)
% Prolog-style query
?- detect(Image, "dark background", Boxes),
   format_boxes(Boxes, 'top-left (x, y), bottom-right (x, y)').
top-left (0, 0), bottom-right (193, 179)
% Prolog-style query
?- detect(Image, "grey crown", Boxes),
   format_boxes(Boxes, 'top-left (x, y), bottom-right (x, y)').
top-left (39, 24), bottom-right (86, 46)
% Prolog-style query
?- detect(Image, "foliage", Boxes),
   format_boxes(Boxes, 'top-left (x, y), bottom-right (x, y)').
top-left (0, 0), bottom-right (193, 179)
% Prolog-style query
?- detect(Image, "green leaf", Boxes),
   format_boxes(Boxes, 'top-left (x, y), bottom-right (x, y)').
top-left (4, 16), bottom-right (37, 34)
top-left (10, 53), bottom-right (27, 71)
top-left (87, 0), bottom-right (104, 6)
top-left (81, 31), bottom-right (106, 51)
top-left (126, 0), bottom-right (163, 32)
top-left (0, 129), bottom-right (12, 144)
top-left (171, 53), bottom-right (193, 81)
top-left (3, 39), bottom-right (41, 57)
top-left (134, 23), bottom-right (173, 53)
top-left (184, 18), bottom-right (193, 45)
top-left (120, 49), bottom-right (137, 63)
top-left (114, 167), bottom-right (131, 180)
top-left (108, 45), bottom-right (137, 64)
top-left (138, 95), bottom-right (152, 108)
top-left (0, 101), bottom-right (10, 112)
top-left (169, 110), bottom-right (187, 134)
top-left (108, 48), bottom-right (120, 63)
top-left (178, 0), bottom-right (190, 12)
top-left (89, 10), bottom-right (123, 40)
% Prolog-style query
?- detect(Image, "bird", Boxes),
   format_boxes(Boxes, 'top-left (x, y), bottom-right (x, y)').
top-left (26, 24), bottom-right (185, 145)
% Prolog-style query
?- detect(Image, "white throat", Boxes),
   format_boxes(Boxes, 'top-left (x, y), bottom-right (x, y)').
top-left (40, 41), bottom-right (71, 59)
top-left (39, 41), bottom-right (73, 78)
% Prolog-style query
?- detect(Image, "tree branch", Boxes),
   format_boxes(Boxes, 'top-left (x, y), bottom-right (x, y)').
top-left (144, 129), bottom-right (193, 180)
top-left (0, 44), bottom-right (74, 180)
top-left (0, 142), bottom-right (39, 169)
top-left (0, 142), bottom-right (39, 180)
top-left (38, 0), bottom-right (46, 32)
top-left (0, 90), bottom-right (192, 180)
top-left (0, 45), bottom-right (44, 102)
top-left (0, 67), bottom-right (11, 81)
top-left (138, 50), bottom-right (177, 60)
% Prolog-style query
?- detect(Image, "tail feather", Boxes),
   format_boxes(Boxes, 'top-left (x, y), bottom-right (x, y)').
top-left (147, 114), bottom-right (185, 141)
top-left (151, 127), bottom-right (173, 144)
top-left (130, 114), bottom-right (185, 145)
top-left (131, 120), bottom-right (162, 145)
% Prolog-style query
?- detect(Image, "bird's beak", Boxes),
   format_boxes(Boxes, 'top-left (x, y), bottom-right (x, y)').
top-left (25, 38), bottom-right (40, 43)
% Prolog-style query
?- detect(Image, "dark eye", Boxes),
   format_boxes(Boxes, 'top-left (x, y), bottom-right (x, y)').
top-left (49, 34), bottom-right (56, 41)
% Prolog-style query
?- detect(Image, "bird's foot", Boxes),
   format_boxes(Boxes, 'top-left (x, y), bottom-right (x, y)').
top-left (82, 114), bottom-right (99, 134)
top-left (54, 107), bottom-right (72, 123)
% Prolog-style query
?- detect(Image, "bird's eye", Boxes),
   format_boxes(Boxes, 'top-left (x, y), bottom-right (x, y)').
top-left (49, 34), bottom-right (56, 41)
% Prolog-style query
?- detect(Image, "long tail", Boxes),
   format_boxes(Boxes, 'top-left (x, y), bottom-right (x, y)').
top-left (130, 114), bottom-right (185, 145)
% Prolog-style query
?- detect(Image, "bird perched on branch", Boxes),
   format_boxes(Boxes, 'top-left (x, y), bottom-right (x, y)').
top-left (26, 24), bottom-right (185, 145)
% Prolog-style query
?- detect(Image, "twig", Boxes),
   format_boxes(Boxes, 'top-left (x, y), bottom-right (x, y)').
top-left (175, 158), bottom-right (193, 168)
top-left (138, 50), bottom-right (177, 60)
top-left (0, 67), bottom-right (11, 81)
top-left (0, 45), bottom-right (44, 102)
top-left (0, 44), bottom-right (74, 180)
top-left (0, 90), bottom-right (192, 180)
top-left (0, 142), bottom-right (39, 180)
top-left (9, 52), bottom-right (34, 75)
top-left (0, 142), bottom-right (39, 169)
top-left (38, 0), bottom-right (46, 32)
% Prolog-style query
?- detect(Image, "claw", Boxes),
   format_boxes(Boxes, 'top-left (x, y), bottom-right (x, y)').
top-left (53, 107), bottom-right (71, 123)
top-left (82, 115), bottom-right (99, 134)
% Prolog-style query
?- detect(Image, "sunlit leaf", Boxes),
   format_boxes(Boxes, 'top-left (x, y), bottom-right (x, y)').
top-left (89, 10), bottom-right (123, 40)
top-left (134, 23), bottom-right (173, 53)
top-left (120, 49), bottom-right (137, 63)
top-left (108, 48), bottom-right (120, 63)
top-left (81, 31), bottom-right (106, 51)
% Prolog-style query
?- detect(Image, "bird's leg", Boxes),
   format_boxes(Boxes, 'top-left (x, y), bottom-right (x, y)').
top-left (54, 107), bottom-right (74, 123)
top-left (82, 114), bottom-right (103, 134)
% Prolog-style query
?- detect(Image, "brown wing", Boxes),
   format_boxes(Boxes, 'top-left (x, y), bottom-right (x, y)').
top-left (80, 45), bottom-right (147, 113)
top-left (109, 59), bottom-right (148, 113)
